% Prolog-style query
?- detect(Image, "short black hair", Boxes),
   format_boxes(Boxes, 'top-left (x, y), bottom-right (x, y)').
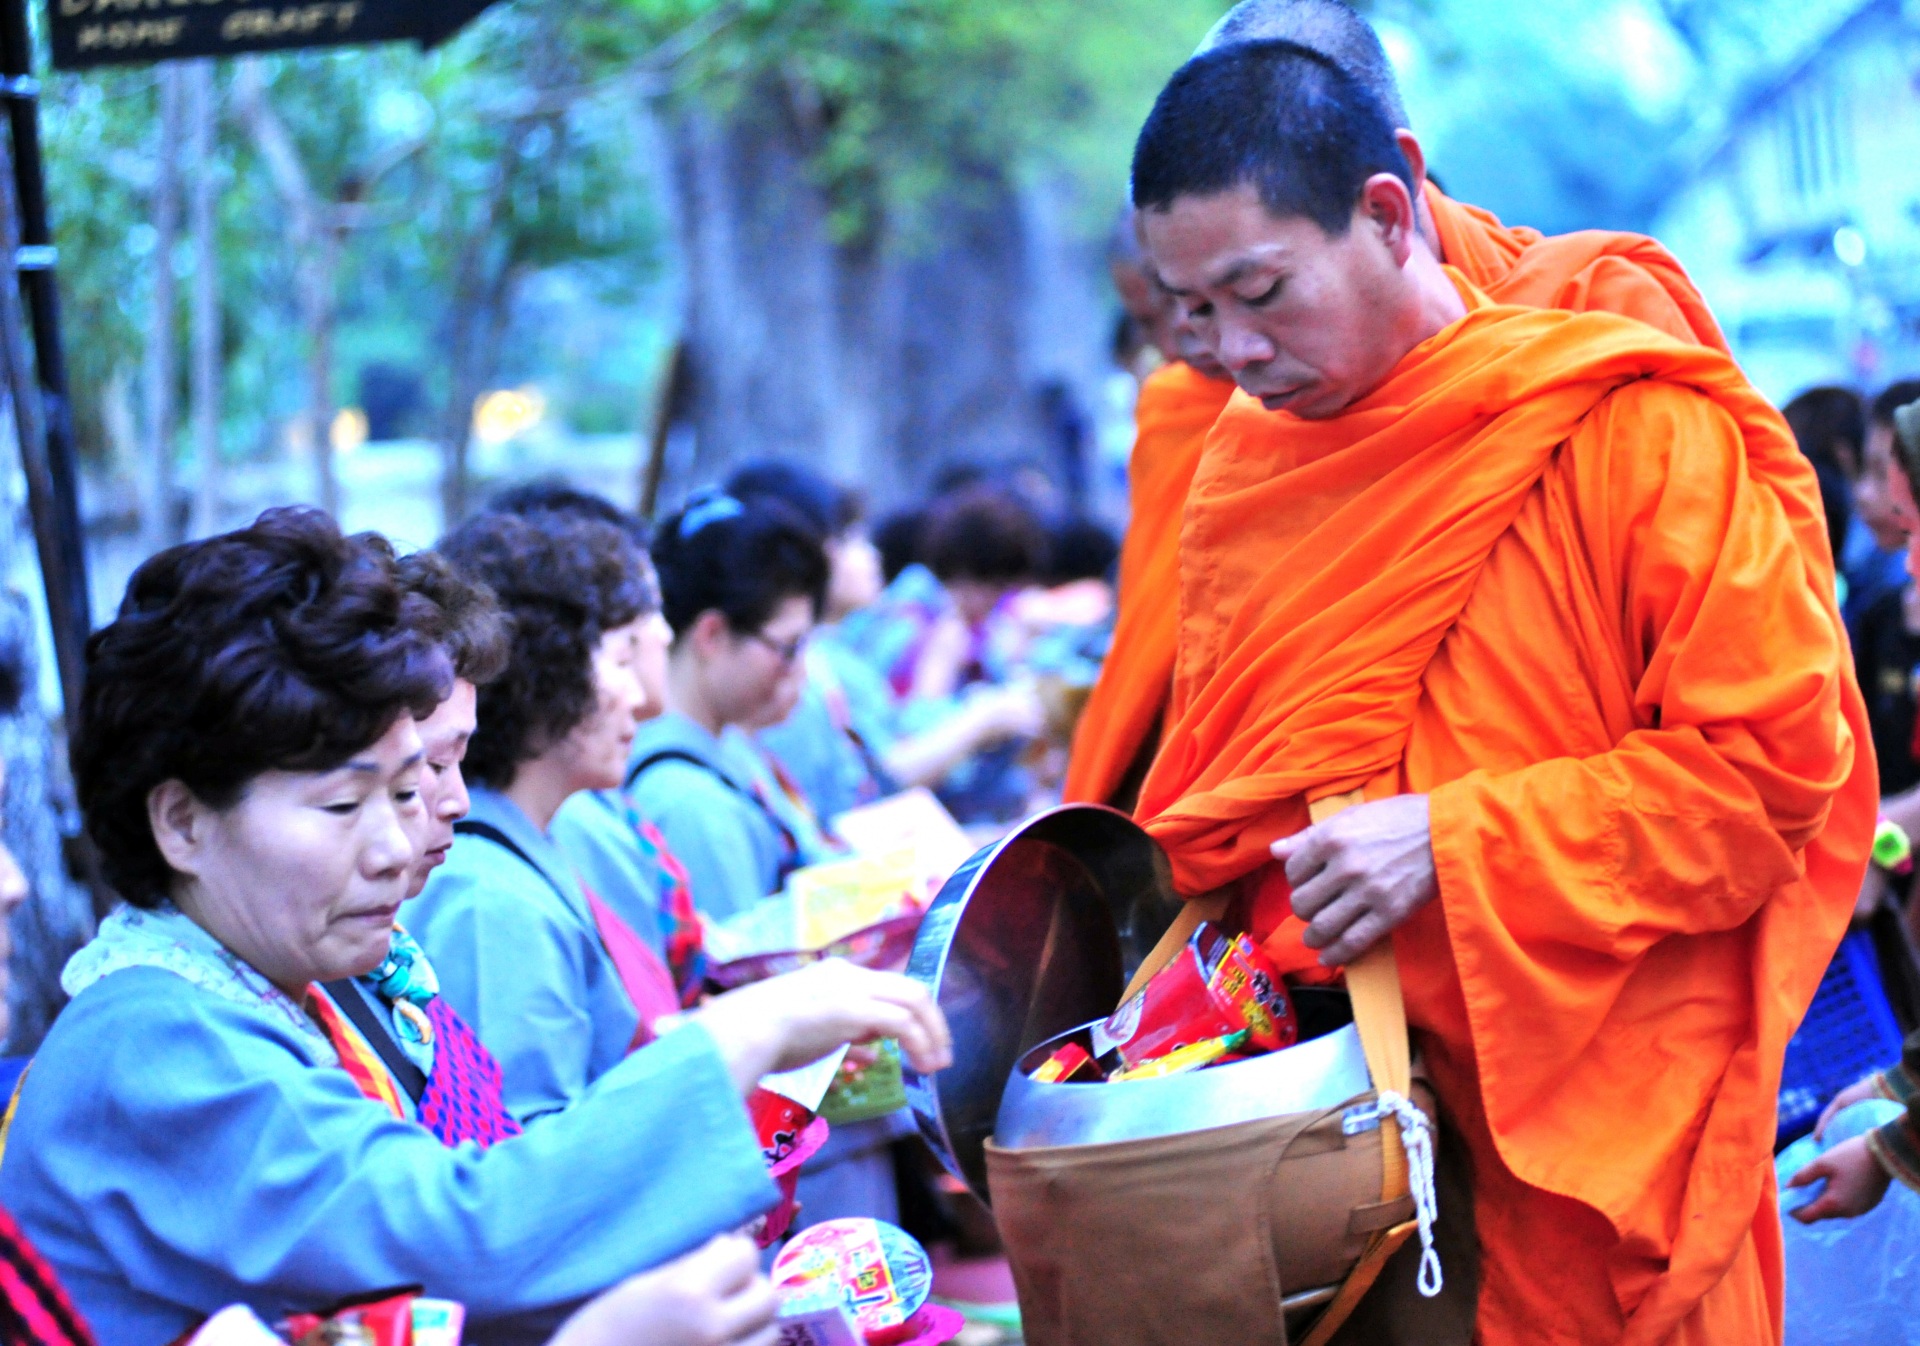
top-left (396, 550), bottom-right (510, 687)
top-left (922, 486), bottom-right (1047, 586)
top-left (487, 479), bottom-right (651, 549)
top-left (1872, 379), bottom-right (1920, 429)
top-left (440, 510), bottom-right (653, 788)
top-left (725, 460), bottom-right (864, 541)
top-left (651, 492), bottom-right (830, 638)
top-left (1047, 515), bottom-right (1121, 585)
top-left (1783, 386), bottom-right (1865, 477)
top-left (873, 508), bottom-right (926, 584)
top-left (1131, 39), bottom-right (1411, 235)
top-left (1200, 0), bottom-right (1410, 129)
top-left (74, 508), bottom-right (450, 907)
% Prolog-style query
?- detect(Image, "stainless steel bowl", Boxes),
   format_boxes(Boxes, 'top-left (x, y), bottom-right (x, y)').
top-left (996, 1008), bottom-right (1371, 1151)
top-left (903, 805), bottom-right (1169, 1195)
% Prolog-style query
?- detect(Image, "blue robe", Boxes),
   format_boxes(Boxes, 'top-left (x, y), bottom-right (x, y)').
top-left (624, 715), bottom-right (792, 922)
top-left (0, 968), bottom-right (774, 1346)
top-left (408, 788), bottom-right (639, 1122)
top-left (549, 788), bottom-right (669, 959)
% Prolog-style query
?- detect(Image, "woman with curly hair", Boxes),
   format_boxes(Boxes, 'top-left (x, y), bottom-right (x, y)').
top-left (408, 509), bottom-right (943, 1125)
top-left (0, 507), bottom-right (947, 1345)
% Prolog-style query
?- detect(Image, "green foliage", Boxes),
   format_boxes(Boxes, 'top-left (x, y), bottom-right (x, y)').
top-left (621, 0), bottom-right (1229, 243)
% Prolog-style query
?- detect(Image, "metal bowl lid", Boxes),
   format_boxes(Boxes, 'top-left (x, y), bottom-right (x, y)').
top-left (902, 804), bottom-right (1176, 1197)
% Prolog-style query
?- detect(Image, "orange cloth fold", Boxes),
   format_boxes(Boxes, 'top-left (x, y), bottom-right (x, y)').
top-left (1425, 183), bottom-right (1730, 353)
top-left (1065, 188), bottom-right (1727, 814)
top-left (1064, 361), bottom-right (1236, 805)
top-left (1138, 279), bottom-right (1872, 1343)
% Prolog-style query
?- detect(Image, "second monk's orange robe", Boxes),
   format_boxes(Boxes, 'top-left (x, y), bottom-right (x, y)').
top-left (1064, 360), bottom-right (1235, 805)
top-left (1063, 183), bottom-right (1726, 809)
top-left (1135, 279), bottom-right (1874, 1343)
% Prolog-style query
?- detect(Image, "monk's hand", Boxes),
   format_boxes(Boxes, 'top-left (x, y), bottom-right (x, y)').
top-left (1787, 1135), bottom-right (1894, 1223)
top-left (1271, 794), bottom-right (1438, 968)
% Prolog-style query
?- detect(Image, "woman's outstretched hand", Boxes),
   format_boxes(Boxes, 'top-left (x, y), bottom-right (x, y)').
top-left (689, 958), bottom-right (953, 1094)
top-left (550, 1235), bottom-right (779, 1346)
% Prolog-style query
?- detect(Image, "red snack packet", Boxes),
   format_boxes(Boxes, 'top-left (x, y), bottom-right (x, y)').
top-left (1029, 1042), bottom-right (1103, 1083)
top-left (279, 1289), bottom-right (417, 1346)
top-left (1094, 921), bottom-right (1297, 1071)
top-left (748, 1086), bottom-right (831, 1247)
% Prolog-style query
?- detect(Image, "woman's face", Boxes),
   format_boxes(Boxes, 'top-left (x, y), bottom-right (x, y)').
top-left (707, 594), bottom-right (815, 729)
top-left (636, 612), bottom-right (672, 722)
top-left (547, 618), bottom-right (649, 793)
top-left (160, 716), bottom-right (427, 995)
top-left (825, 529), bottom-right (883, 622)
top-left (408, 678), bottom-right (477, 899)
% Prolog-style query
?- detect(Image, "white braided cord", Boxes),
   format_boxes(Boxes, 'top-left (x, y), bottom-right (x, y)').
top-left (1377, 1089), bottom-right (1444, 1297)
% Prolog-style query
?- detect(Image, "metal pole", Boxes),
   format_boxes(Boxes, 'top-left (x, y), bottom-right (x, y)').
top-left (0, 0), bottom-right (90, 726)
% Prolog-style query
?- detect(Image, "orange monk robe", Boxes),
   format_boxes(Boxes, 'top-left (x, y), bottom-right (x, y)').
top-left (1064, 361), bottom-right (1237, 805)
top-left (1425, 182), bottom-right (1730, 353)
top-left (1066, 187), bottom-right (1724, 808)
top-left (1137, 280), bottom-right (1874, 1344)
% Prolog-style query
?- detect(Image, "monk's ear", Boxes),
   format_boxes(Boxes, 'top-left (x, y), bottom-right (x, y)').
top-left (1394, 130), bottom-right (1429, 194)
top-left (1358, 173), bottom-right (1419, 266)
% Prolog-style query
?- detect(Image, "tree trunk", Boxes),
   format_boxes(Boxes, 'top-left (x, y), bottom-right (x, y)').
top-left (139, 66), bottom-right (184, 556)
top-left (660, 90), bottom-right (1113, 514)
top-left (186, 60), bottom-right (222, 540)
top-left (302, 226), bottom-right (339, 519)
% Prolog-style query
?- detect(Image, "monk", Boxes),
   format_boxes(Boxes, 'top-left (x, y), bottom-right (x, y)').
top-left (1063, 0), bottom-right (1726, 810)
top-left (1129, 40), bottom-right (1873, 1346)
top-left (1064, 216), bottom-right (1236, 806)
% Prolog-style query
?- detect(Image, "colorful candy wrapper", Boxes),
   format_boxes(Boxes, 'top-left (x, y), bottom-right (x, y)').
top-left (278, 1289), bottom-right (416, 1346)
top-left (410, 1299), bottom-right (465, 1346)
top-left (1030, 1041), bottom-right (1102, 1083)
top-left (184, 1306), bottom-right (284, 1345)
top-left (1109, 1029), bottom-right (1247, 1082)
top-left (773, 1219), bottom-right (935, 1345)
top-left (1092, 921), bottom-right (1296, 1071)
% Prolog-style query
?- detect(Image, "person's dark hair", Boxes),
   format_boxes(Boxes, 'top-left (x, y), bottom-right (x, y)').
top-left (439, 510), bottom-right (652, 788)
top-left (1131, 39), bottom-right (1411, 235)
top-left (1872, 379), bottom-right (1920, 429)
top-left (487, 479), bottom-right (651, 549)
top-left (73, 507), bottom-right (450, 908)
top-left (397, 550), bottom-right (510, 687)
top-left (1783, 386), bottom-right (1865, 476)
top-left (873, 508), bottom-right (926, 584)
top-left (1047, 515), bottom-right (1121, 585)
top-left (725, 459), bottom-right (863, 541)
top-left (1199, 0), bottom-right (1409, 128)
top-left (651, 492), bottom-right (830, 638)
top-left (922, 486), bottom-right (1047, 587)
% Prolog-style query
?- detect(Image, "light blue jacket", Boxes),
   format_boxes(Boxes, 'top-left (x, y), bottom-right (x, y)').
top-left (0, 965), bottom-right (773, 1346)
top-left (408, 788), bottom-right (639, 1121)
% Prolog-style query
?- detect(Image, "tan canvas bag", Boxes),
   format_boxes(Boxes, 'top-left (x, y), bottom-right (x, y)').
top-left (982, 791), bottom-right (1475, 1345)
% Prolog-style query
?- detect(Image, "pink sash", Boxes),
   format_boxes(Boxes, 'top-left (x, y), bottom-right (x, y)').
top-left (583, 884), bottom-right (683, 1049)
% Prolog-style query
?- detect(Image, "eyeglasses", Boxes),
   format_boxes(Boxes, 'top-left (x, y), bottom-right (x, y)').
top-left (746, 629), bottom-right (807, 666)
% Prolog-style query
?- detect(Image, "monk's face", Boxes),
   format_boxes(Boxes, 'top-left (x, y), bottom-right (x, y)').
top-left (1111, 259), bottom-right (1230, 380)
top-left (1142, 178), bottom-right (1430, 419)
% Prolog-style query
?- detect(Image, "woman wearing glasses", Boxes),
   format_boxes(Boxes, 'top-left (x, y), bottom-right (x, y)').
top-left (626, 493), bottom-right (838, 922)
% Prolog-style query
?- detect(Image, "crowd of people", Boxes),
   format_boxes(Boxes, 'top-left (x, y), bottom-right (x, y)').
top-left (1, 0), bottom-right (1918, 1342)
top-left (0, 433), bottom-right (1121, 1344)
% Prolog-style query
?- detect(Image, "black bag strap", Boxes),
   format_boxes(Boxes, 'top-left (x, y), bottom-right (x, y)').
top-left (451, 818), bottom-right (574, 908)
top-left (625, 749), bottom-right (802, 861)
top-left (317, 978), bottom-right (429, 1105)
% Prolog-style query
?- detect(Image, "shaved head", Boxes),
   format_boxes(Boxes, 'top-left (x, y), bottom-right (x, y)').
top-left (1199, 0), bottom-right (1409, 129)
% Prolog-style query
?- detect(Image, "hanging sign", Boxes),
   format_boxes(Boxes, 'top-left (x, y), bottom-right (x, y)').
top-left (48, 0), bottom-right (496, 70)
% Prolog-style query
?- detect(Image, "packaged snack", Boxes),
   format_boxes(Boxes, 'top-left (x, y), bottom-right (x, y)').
top-left (1092, 921), bottom-right (1296, 1071)
top-left (410, 1299), bottom-right (465, 1346)
top-left (1029, 1041), bottom-right (1102, 1083)
top-left (279, 1290), bottom-right (415, 1346)
top-left (772, 1219), bottom-right (934, 1345)
top-left (821, 1038), bottom-right (909, 1124)
top-left (1109, 1030), bottom-right (1247, 1082)
top-left (186, 1306), bottom-right (284, 1345)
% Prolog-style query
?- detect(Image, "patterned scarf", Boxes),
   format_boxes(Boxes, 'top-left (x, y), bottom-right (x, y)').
top-left (630, 816), bottom-right (706, 1008)
top-left (0, 1207), bottom-right (92, 1346)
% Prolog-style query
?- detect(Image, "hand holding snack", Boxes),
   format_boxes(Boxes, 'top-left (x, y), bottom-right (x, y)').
top-left (553, 1235), bottom-right (780, 1346)
top-left (690, 958), bottom-right (953, 1093)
